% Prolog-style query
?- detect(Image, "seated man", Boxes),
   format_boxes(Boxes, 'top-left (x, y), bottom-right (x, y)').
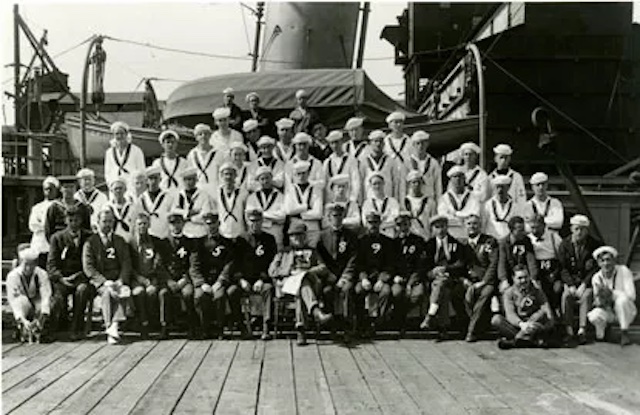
top-left (316, 203), bottom-right (358, 340)
top-left (197, 213), bottom-right (237, 339)
top-left (83, 208), bottom-right (132, 344)
top-left (420, 215), bottom-right (468, 340)
top-left (354, 212), bottom-right (397, 337)
top-left (160, 209), bottom-right (201, 339)
top-left (268, 223), bottom-right (333, 346)
top-left (394, 212), bottom-right (428, 335)
top-left (492, 265), bottom-right (555, 349)
top-left (558, 214), bottom-right (602, 344)
top-left (588, 246), bottom-right (636, 346)
top-left (129, 212), bottom-right (168, 339)
top-left (528, 214), bottom-right (563, 319)
top-left (47, 206), bottom-right (93, 340)
top-left (6, 245), bottom-right (53, 343)
top-left (235, 209), bottom-right (279, 340)
top-left (463, 214), bottom-right (498, 342)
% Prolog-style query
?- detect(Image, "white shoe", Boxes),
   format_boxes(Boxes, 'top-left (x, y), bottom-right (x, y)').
top-left (105, 323), bottom-right (120, 340)
top-left (107, 335), bottom-right (118, 345)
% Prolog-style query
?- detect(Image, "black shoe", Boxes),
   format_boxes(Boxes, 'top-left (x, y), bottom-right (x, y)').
top-left (312, 308), bottom-right (333, 326)
top-left (436, 328), bottom-right (449, 342)
top-left (140, 323), bottom-right (149, 340)
top-left (498, 338), bottom-right (515, 350)
top-left (159, 325), bottom-right (169, 340)
top-left (577, 332), bottom-right (587, 345)
top-left (621, 331), bottom-right (632, 347)
top-left (297, 330), bottom-right (308, 346)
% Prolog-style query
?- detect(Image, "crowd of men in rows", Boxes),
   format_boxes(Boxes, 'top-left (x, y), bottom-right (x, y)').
top-left (9, 88), bottom-right (636, 348)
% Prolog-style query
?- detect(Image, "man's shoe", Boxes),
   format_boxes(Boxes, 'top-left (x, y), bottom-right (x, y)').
top-left (140, 323), bottom-right (150, 340)
top-left (465, 333), bottom-right (478, 343)
top-left (436, 328), bottom-right (449, 343)
top-left (297, 330), bottom-right (308, 346)
top-left (69, 331), bottom-right (80, 342)
top-left (621, 331), bottom-right (632, 347)
top-left (261, 331), bottom-right (272, 341)
top-left (159, 325), bottom-right (169, 340)
top-left (420, 315), bottom-right (435, 330)
top-left (312, 308), bottom-right (333, 326)
top-left (577, 332), bottom-right (587, 345)
top-left (498, 338), bottom-right (514, 350)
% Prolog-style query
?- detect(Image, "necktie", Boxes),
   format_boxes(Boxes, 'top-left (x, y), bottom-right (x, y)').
top-left (436, 243), bottom-right (446, 263)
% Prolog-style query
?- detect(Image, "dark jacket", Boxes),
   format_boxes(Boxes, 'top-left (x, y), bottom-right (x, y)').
top-left (316, 227), bottom-right (358, 281)
top-left (160, 234), bottom-right (201, 284)
top-left (129, 234), bottom-right (169, 283)
top-left (424, 234), bottom-right (467, 280)
top-left (47, 227), bottom-right (93, 283)
top-left (235, 232), bottom-right (278, 283)
top-left (465, 234), bottom-right (499, 285)
top-left (396, 232), bottom-right (428, 280)
top-left (355, 232), bottom-right (397, 278)
top-left (290, 107), bottom-right (321, 135)
top-left (558, 234), bottom-right (602, 287)
top-left (198, 233), bottom-right (236, 286)
top-left (45, 200), bottom-right (91, 240)
top-left (498, 234), bottom-right (539, 283)
top-left (82, 233), bottom-right (132, 288)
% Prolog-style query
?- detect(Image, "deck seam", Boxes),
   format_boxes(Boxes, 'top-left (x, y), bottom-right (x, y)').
top-left (314, 342), bottom-right (338, 415)
top-left (252, 341), bottom-right (267, 415)
top-left (347, 344), bottom-right (383, 414)
top-left (371, 342), bottom-right (424, 413)
top-left (168, 340), bottom-right (214, 414)
top-left (211, 340), bottom-right (240, 414)
top-left (288, 339), bottom-right (300, 415)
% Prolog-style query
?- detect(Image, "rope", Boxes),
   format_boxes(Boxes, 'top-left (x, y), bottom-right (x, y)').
top-left (239, 3), bottom-right (253, 56)
top-left (52, 35), bottom-right (95, 58)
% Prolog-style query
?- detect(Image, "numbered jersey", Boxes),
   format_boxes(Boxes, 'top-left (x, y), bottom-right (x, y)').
top-left (199, 234), bottom-right (235, 283)
top-left (236, 233), bottom-right (278, 281)
top-left (396, 233), bottom-right (427, 277)
top-left (130, 235), bottom-right (165, 280)
top-left (162, 235), bottom-right (199, 280)
top-left (355, 233), bottom-right (396, 275)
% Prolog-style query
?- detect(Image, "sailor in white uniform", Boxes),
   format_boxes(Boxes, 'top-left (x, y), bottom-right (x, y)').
top-left (437, 165), bottom-right (481, 241)
top-left (274, 118), bottom-right (296, 164)
top-left (361, 172), bottom-right (400, 238)
top-left (524, 172), bottom-right (564, 232)
top-left (228, 142), bottom-right (252, 192)
top-left (403, 130), bottom-right (442, 202)
top-left (74, 168), bottom-right (109, 231)
top-left (344, 117), bottom-right (369, 160)
top-left (132, 166), bottom-right (174, 239)
top-left (460, 142), bottom-right (490, 202)
top-left (151, 130), bottom-right (188, 194)
top-left (104, 121), bottom-right (146, 187)
top-left (210, 107), bottom-right (247, 162)
top-left (487, 144), bottom-right (526, 204)
top-left (283, 160), bottom-right (324, 247)
top-left (284, 132), bottom-right (325, 191)
top-left (248, 136), bottom-right (285, 192)
top-left (106, 178), bottom-right (135, 242)
top-left (383, 111), bottom-right (412, 165)
top-left (186, 123), bottom-right (219, 196)
top-left (483, 175), bottom-right (524, 240)
top-left (172, 166), bottom-right (213, 239)
top-left (360, 130), bottom-right (403, 201)
top-left (29, 176), bottom-right (59, 264)
top-left (323, 130), bottom-right (361, 203)
top-left (216, 162), bottom-right (248, 240)
top-left (403, 170), bottom-right (437, 240)
top-left (246, 166), bottom-right (286, 249)
top-left (324, 174), bottom-right (361, 230)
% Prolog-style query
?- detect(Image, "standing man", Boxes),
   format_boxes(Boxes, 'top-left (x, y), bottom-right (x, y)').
top-left (104, 121), bottom-right (146, 187)
top-left (283, 160), bottom-right (324, 247)
top-left (325, 174), bottom-right (361, 230)
top-left (404, 170), bottom-right (437, 241)
top-left (132, 166), bottom-right (175, 239)
top-left (323, 130), bottom-right (361, 203)
top-left (361, 173), bottom-right (400, 238)
top-left (290, 89), bottom-right (320, 135)
top-left (186, 123), bottom-right (219, 195)
top-left (75, 168), bottom-right (109, 230)
top-left (45, 176), bottom-right (91, 239)
top-left (463, 214), bottom-right (498, 342)
top-left (483, 175), bottom-right (524, 240)
top-left (210, 107), bottom-right (246, 161)
top-left (172, 166), bottom-right (213, 239)
top-left (152, 130), bottom-right (188, 194)
top-left (488, 144), bottom-right (526, 204)
top-left (244, 92), bottom-right (272, 137)
top-left (222, 87), bottom-right (243, 131)
top-left (82, 208), bottom-right (132, 344)
top-left (246, 166), bottom-right (286, 249)
top-left (460, 142), bottom-right (490, 202)
top-left (528, 214), bottom-right (563, 319)
top-left (558, 214), bottom-right (602, 344)
top-left (344, 116), bottom-right (369, 160)
top-left (29, 176), bottom-right (59, 267)
top-left (524, 172), bottom-right (564, 232)
top-left (47, 206), bottom-right (94, 340)
top-left (316, 203), bottom-right (359, 340)
top-left (242, 119), bottom-right (262, 160)
top-left (310, 123), bottom-right (332, 162)
top-left (248, 136), bottom-right (285, 192)
top-left (383, 111), bottom-right (412, 165)
top-left (437, 165), bottom-right (481, 241)
top-left (216, 163), bottom-right (248, 240)
top-left (285, 132), bottom-right (325, 190)
top-left (497, 216), bottom-right (539, 294)
top-left (360, 130), bottom-right (402, 200)
top-left (107, 178), bottom-right (135, 243)
top-left (404, 130), bottom-right (442, 201)
top-left (274, 118), bottom-right (296, 164)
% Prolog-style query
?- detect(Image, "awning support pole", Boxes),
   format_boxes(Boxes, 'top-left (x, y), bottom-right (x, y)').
top-left (466, 43), bottom-right (486, 169)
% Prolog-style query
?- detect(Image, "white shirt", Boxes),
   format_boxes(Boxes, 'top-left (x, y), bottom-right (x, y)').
top-left (283, 183), bottom-right (324, 224)
top-left (528, 229), bottom-right (562, 261)
top-left (29, 199), bottom-right (54, 254)
top-left (488, 168), bottom-right (527, 204)
top-left (524, 196), bottom-right (564, 230)
top-left (404, 154), bottom-right (442, 201)
top-left (6, 265), bottom-right (52, 319)
top-left (152, 156), bottom-right (188, 193)
top-left (437, 190), bottom-right (481, 240)
top-left (186, 146), bottom-right (220, 196)
top-left (210, 129), bottom-right (245, 157)
top-left (247, 157), bottom-right (285, 192)
top-left (172, 188), bottom-right (214, 238)
top-left (246, 188), bottom-right (286, 229)
top-left (360, 153), bottom-right (403, 201)
top-left (104, 142), bottom-right (146, 187)
top-left (215, 186), bottom-right (248, 239)
top-left (133, 189), bottom-right (174, 239)
top-left (592, 265), bottom-right (636, 304)
top-left (107, 199), bottom-right (135, 242)
top-left (383, 133), bottom-right (412, 164)
top-left (464, 165), bottom-right (490, 202)
top-left (361, 196), bottom-right (400, 238)
top-left (483, 196), bottom-right (524, 240)
top-left (74, 188), bottom-right (109, 230)
top-left (323, 153), bottom-right (361, 202)
top-left (403, 194), bottom-right (436, 240)
top-left (285, 155), bottom-right (325, 192)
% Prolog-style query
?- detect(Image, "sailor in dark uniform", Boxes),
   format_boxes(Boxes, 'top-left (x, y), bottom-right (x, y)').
top-left (223, 87), bottom-right (243, 131)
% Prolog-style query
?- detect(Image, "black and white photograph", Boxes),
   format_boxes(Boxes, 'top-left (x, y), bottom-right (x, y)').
top-left (1, 1), bottom-right (639, 413)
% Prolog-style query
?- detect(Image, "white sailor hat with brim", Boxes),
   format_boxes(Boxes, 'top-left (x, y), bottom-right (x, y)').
top-left (254, 166), bottom-right (272, 179)
top-left (406, 170), bottom-right (423, 183)
top-left (158, 129), bottom-right (179, 143)
top-left (368, 130), bottom-right (385, 141)
top-left (295, 89), bottom-right (308, 99)
top-left (330, 173), bottom-right (350, 187)
top-left (385, 111), bottom-right (405, 123)
top-left (257, 136), bottom-right (276, 147)
top-left (43, 176), bottom-right (60, 188)
top-left (292, 132), bottom-right (313, 145)
top-left (18, 246), bottom-right (40, 262)
top-left (569, 214), bottom-right (590, 227)
top-left (76, 168), bottom-right (95, 179)
top-left (460, 142), bottom-right (481, 153)
top-left (325, 202), bottom-right (346, 215)
top-left (243, 119), bottom-right (259, 133)
top-left (592, 246), bottom-right (618, 260)
top-left (109, 178), bottom-right (127, 189)
top-left (168, 208), bottom-right (187, 221)
top-left (411, 130), bottom-right (430, 143)
top-left (292, 160), bottom-right (311, 174)
top-left (529, 172), bottom-right (549, 185)
top-left (326, 130), bottom-right (344, 143)
top-left (230, 142), bottom-right (248, 153)
top-left (446, 165), bottom-right (466, 178)
top-left (492, 175), bottom-right (512, 186)
top-left (180, 166), bottom-right (199, 178)
top-left (145, 165), bottom-right (162, 177)
top-left (110, 121), bottom-right (130, 133)
top-left (223, 87), bottom-right (234, 96)
top-left (212, 107), bottom-right (231, 120)
top-left (193, 123), bottom-right (212, 135)
top-left (275, 118), bottom-right (295, 129)
top-left (367, 171), bottom-right (385, 183)
top-left (219, 162), bottom-right (238, 174)
top-left (344, 117), bottom-right (364, 130)
top-left (429, 214), bottom-right (449, 226)
top-left (493, 143), bottom-right (513, 156)
top-left (245, 92), bottom-right (259, 102)
top-left (395, 210), bottom-right (412, 223)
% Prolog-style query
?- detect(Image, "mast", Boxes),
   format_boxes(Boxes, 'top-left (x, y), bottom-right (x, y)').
top-left (14, 4), bottom-right (21, 129)
top-left (355, 2), bottom-right (370, 69)
top-left (251, 2), bottom-right (265, 72)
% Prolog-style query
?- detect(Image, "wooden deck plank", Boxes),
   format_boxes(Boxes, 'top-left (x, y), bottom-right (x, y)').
top-left (257, 339), bottom-right (296, 415)
top-left (2, 344), bottom-right (50, 373)
top-left (2, 342), bottom-right (79, 390)
top-left (88, 339), bottom-right (186, 414)
top-left (2, 343), bottom-right (22, 354)
top-left (350, 342), bottom-right (422, 415)
top-left (172, 340), bottom-right (239, 414)
top-left (8, 344), bottom-right (126, 415)
top-left (3, 342), bottom-right (104, 413)
top-left (404, 340), bottom-right (510, 411)
top-left (374, 341), bottom-right (467, 415)
top-left (292, 344), bottom-right (336, 415)
top-left (215, 341), bottom-right (266, 415)
top-left (48, 341), bottom-right (157, 415)
top-left (130, 341), bottom-right (211, 415)
top-left (318, 343), bottom-right (381, 415)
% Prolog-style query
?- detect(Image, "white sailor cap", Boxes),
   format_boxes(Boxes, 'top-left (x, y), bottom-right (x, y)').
top-left (326, 130), bottom-right (344, 143)
top-left (145, 165), bottom-right (162, 177)
top-left (109, 178), bottom-right (127, 189)
top-left (76, 168), bottom-right (95, 179)
top-left (254, 166), bottom-right (273, 179)
top-left (43, 176), bottom-right (60, 188)
top-left (275, 118), bottom-right (295, 129)
top-left (168, 208), bottom-right (187, 221)
top-left (257, 136), bottom-right (276, 147)
top-left (18, 246), bottom-right (39, 262)
top-left (223, 87), bottom-right (234, 96)
top-left (429, 214), bottom-right (449, 226)
top-left (492, 174), bottom-right (512, 186)
top-left (570, 214), bottom-right (590, 227)
top-left (447, 165), bottom-right (466, 178)
top-left (386, 111), bottom-right (405, 123)
top-left (411, 130), bottom-right (430, 143)
top-left (493, 143), bottom-right (513, 156)
top-left (212, 107), bottom-right (231, 120)
top-left (180, 166), bottom-right (198, 178)
top-left (243, 119), bottom-right (259, 133)
top-left (110, 121), bottom-right (130, 133)
top-left (395, 210), bottom-right (412, 223)
top-left (593, 246), bottom-right (618, 260)
top-left (230, 142), bottom-right (248, 153)
top-left (406, 170), bottom-right (423, 183)
top-left (193, 123), bottom-right (212, 135)
top-left (292, 160), bottom-right (311, 174)
top-left (158, 129), bottom-right (179, 143)
top-left (245, 91), bottom-right (259, 102)
top-left (295, 89), bottom-right (308, 99)
top-left (344, 117), bottom-right (364, 130)
top-left (219, 162), bottom-right (238, 174)
top-left (460, 142), bottom-right (481, 153)
top-left (367, 171), bottom-right (385, 183)
top-left (368, 130), bottom-right (385, 141)
top-left (292, 132), bottom-right (313, 145)
top-left (529, 172), bottom-right (549, 185)
top-left (330, 173), bottom-right (350, 187)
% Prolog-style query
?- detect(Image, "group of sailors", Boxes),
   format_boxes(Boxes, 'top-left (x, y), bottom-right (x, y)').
top-left (9, 88), bottom-right (636, 348)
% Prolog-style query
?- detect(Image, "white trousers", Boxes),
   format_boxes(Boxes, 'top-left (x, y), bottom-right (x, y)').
top-left (588, 292), bottom-right (637, 335)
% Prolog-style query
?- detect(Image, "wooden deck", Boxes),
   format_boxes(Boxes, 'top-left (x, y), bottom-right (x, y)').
top-left (2, 334), bottom-right (640, 415)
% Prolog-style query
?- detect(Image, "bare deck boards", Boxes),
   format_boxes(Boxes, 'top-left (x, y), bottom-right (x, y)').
top-left (2, 336), bottom-right (640, 414)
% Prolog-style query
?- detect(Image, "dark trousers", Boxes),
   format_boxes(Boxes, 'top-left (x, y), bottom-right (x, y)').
top-left (561, 287), bottom-right (593, 329)
top-left (239, 282), bottom-right (274, 322)
top-left (132, 285), bottom-right (159, 325)
top-left (491, 313), bottom-right (553, 341)
top-left (159, 281), bottom-right (195, 327)
top-left (52, 280), bottom-right (93, 333)
top-left (465, 283), bottom-right (495, 336)
top-left (430, 276), bottom-right (466, 328)
top-left (213, 283), bottom-right (242, 328)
